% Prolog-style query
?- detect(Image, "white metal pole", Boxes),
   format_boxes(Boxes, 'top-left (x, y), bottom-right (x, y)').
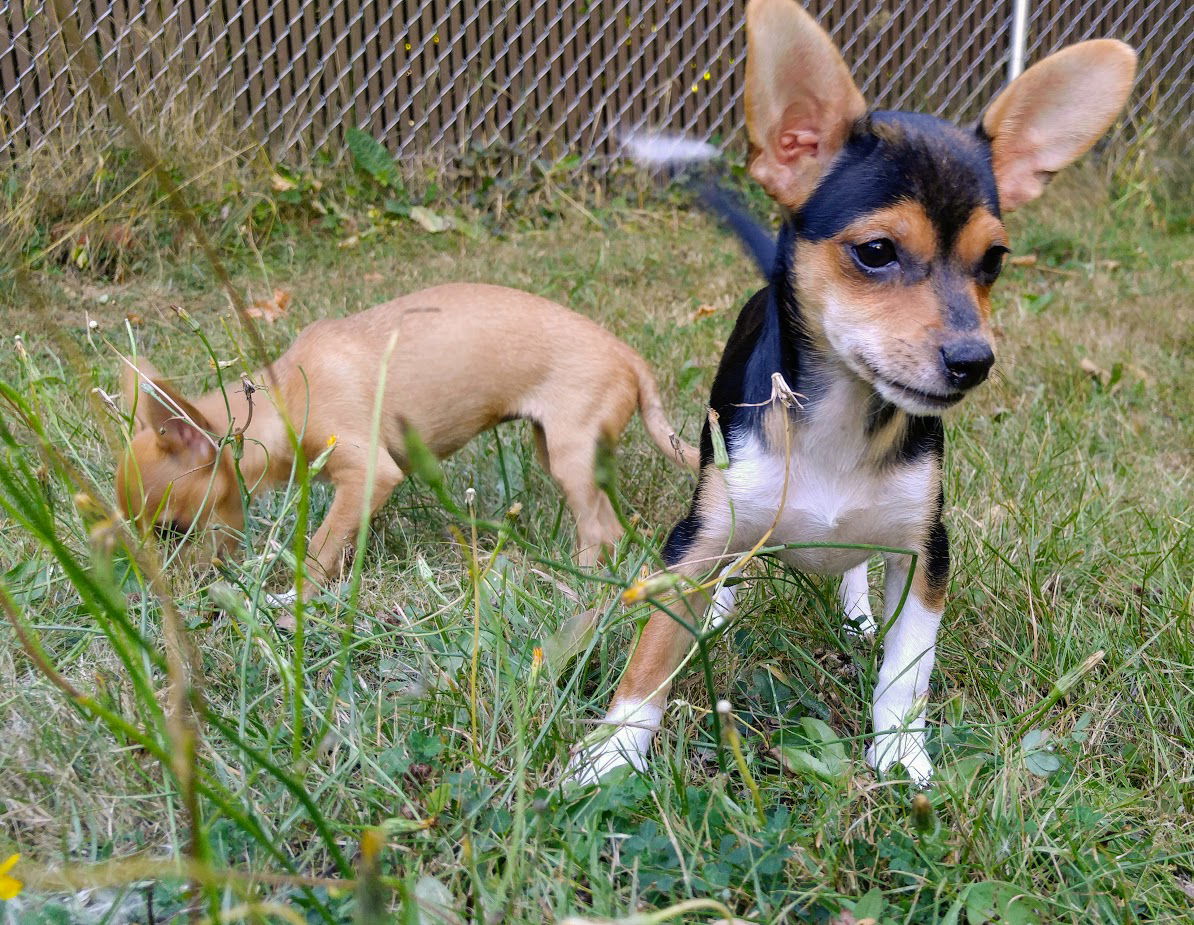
top-left (1009, 0), bottom-right (1030, 80)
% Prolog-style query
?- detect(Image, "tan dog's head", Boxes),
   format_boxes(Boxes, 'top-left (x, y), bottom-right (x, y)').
top-left (745, 0), bottom-right (1136, 413)
top-left (116, 359), bottom-right (242, 546)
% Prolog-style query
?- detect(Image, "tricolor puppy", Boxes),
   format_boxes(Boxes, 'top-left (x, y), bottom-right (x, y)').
top-left (116, 283), bottom-right (697, 585)
top-left (571, 0), bottom-right (1135, 784)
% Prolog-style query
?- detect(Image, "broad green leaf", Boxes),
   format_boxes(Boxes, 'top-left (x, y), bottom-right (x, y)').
top-left (1021, 729), bottom-right (1061, 778)
top-left (965, 881), bottom-right (1045, 925)
top-left (801, 716), bottom-right (847, 760)
top-left (853, 886), bottom-right (887, 919)
top-left (346, 126), bottom-right (400, 188)
top-left (1025, 750), bottom-right (1062, 777)
top-left (775, 744), bottom-right (834, 783)
top-left (415, 875), bottom-right (463, 925)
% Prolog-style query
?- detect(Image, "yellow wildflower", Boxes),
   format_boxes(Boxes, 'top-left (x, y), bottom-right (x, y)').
top-left (621, 572), bottom-right (682, 605)
top-left (326, 434), bottom-right (338, 448)
top-left (0, 853), bottom-right (22, 900)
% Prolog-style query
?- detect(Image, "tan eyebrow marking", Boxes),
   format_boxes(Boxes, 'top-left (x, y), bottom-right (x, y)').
top-left (955, 207), bottom-right (1009, 267)
top-left (838, 200), bottom-right (937, 265)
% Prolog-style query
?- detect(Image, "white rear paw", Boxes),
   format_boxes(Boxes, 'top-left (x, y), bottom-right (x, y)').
top-left (710, 583), bottom-right (737, 630)
top-left (566, 701), bottom-right (660, 786)
top-left (839, 564), bottom-right (875, 637)
top-left (844, 611), bottom-right (878, 638)
top-left (867, 734), bottom-right (933, 786)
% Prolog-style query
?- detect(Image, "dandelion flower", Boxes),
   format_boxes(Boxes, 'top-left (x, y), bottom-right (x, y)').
top-left (0, 854), bottom-right (22, 900)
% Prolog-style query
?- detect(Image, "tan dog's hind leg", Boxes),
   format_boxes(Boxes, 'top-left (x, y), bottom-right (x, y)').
top-left (541, 426), bottom-right (623, 567)
top-left (307, 447), bottom-right (405, 584)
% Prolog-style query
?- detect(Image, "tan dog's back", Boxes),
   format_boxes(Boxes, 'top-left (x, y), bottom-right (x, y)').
top-left (283, 284), bottom-right (648, 462)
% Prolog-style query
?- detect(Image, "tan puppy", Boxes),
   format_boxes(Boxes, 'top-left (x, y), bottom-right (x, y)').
top-left (116, 283), bottom-right (697, 582)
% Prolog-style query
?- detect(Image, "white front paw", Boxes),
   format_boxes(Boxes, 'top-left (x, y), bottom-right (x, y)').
top-left (566, 734), bottom-right (645, 786)
top-left (566, 701), bottom-right (660, 786)
top-left (265, 588), bottom-right (299, 608)
top-left (867, 733), bottom-right (933, 786)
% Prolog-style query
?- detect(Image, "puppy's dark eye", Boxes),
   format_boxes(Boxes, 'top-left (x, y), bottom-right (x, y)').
top-left (979, 245), bottom-right (1009, 280)
top-left (853, 238), bottom-right (898, 270)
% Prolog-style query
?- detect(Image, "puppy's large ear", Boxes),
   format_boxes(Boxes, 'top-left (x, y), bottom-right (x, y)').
top-left (982, 40), bottom-right (1136, 211)
top-left (745, 0), bottom-right (866, 209)
top-left (124, 360), bottom-right (215, 461)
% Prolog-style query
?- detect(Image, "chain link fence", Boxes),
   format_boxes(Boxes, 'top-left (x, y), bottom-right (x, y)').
top-left (2, 1), bottom-right (1191, 168)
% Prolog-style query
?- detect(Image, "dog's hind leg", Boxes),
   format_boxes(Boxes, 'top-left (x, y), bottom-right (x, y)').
top-left (840, 562), bottom-right (876, 637)
top-left (540, 426), bottom-right (623, 567)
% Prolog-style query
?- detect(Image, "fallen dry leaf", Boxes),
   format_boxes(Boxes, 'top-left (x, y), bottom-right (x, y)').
top-left (245, 288), bottom-right (291, 323)
top-left (409, 205), bottom-right (450, 233)
top-left (124, 312), bottom-right (144, 327)
top-left (692, 303), bottom-right (718, 321)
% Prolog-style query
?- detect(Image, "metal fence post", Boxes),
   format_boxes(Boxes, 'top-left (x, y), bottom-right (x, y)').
top-left (1009, 0), bottom-right (1030, 80)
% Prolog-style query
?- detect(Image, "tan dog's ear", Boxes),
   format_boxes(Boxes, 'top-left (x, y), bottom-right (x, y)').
top-left (126, 363), bottom-right (215, 462)
top-left (745, 0), bottom-right (866, 209)
top-left (122, 357), bottom-right (166, 432)
top-left (982, 40), bottom-right (1136, 211)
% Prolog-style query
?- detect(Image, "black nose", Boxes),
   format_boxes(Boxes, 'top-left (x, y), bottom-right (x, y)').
top-left (940, 340), bottom-right (994, 390)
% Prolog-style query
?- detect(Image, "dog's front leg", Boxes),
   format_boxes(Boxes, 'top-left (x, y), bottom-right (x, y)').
top-left (567, 576), bottom-right (713, 784)
top-left (867, 534), bottom-right (947, 785)
top-left (306, 448), bottom-right (405, 586)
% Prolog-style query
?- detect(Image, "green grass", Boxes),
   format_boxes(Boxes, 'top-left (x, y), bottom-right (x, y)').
top-left (1, 169), bottom-right (1192, 925)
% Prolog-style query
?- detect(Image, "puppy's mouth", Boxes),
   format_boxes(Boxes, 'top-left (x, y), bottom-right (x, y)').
top-left (877, 376), bottom-right (963, 409)
top-left (858, 361), bottom-right (964, 412)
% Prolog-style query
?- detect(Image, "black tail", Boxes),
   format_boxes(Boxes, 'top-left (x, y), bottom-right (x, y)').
top-left (690, 181), bottom-right (777, 280)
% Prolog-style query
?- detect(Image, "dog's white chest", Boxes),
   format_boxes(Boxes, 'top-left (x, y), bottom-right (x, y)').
top-left (721, 422), bottom-right (933, 574)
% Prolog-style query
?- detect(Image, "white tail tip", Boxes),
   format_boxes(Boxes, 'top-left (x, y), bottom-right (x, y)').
top-left (621, 131), bottom-right (720, 166)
